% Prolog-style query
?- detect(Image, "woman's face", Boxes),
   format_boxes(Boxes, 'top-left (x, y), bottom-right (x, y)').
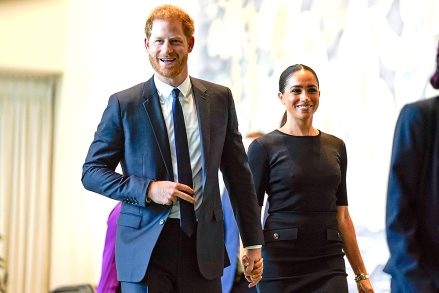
top-left (278, 69), bottom-right (320, 122)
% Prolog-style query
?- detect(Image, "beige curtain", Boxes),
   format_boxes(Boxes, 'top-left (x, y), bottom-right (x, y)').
top-left (0, 74), bottom-right (55, 293)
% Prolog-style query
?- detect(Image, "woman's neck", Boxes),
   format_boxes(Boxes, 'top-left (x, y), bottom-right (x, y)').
top-left (279, 120), bottom-right (318, 136)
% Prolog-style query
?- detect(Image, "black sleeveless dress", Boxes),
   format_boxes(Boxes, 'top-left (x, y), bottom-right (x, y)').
top-left (248, 130), bottom-right (349, 293)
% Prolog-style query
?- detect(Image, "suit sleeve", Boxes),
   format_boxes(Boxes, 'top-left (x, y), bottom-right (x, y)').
top-left (385, 103), bottom-right (436, 292)
top-left (81, 95), bottom-right (151, 207)
top-left (219, 88), bottom-right (264, 247)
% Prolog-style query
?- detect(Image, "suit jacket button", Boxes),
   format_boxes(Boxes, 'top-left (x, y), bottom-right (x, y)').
top-left (160, 219), bottom-right (165, 225)
top-left (273, 233), bottom-right (279, 240)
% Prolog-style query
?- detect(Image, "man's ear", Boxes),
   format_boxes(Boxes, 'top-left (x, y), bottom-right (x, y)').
top-left (188, 36), bottom-right (195, 53)
top-left (144, 38), bottom-right (149, 51)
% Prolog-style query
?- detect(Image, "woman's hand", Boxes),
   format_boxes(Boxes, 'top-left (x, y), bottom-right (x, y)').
top-left (357, 279), bottom-right (374, 293)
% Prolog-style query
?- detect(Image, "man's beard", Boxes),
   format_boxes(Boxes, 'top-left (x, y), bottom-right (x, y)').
top-left (149, 53), bottom-right (188, 78)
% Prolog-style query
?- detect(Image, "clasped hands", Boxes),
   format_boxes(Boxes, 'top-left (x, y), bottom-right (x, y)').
top-left (148, 181), bottom-right (264, 287)
top-left (242, 249), bottom-right (263, 288)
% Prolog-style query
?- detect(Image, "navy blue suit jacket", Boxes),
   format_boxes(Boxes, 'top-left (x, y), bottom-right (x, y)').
top-left (384, 96), bottom-right (439, 293)
top-left (82, 76), bottom-right (263, 282)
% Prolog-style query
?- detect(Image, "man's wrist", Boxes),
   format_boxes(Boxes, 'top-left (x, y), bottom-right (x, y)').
top-left (145, 180), bottom-right (155, 204)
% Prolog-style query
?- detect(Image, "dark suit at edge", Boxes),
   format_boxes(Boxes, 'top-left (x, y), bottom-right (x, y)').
top-left (384, 96), bottom-right (439, 292)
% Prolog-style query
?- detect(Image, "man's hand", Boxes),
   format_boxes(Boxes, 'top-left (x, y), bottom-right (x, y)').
top-left (147, 181), bottom-right (195, 205)
top-left (242, 248), bottom-right (263, 288)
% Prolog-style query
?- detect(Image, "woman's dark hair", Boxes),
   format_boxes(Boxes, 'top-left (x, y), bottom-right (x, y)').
top-left (279, 64), bottom-right (319, 127)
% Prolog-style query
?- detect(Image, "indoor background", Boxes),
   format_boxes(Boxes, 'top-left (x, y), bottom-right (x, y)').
top-left (0, 0), bottom-right (438, 292)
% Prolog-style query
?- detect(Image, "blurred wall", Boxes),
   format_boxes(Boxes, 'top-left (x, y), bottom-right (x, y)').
top-left (1, 0), bottom-right (438, 291)
top-left (0, 0), bottom-right (67, 73)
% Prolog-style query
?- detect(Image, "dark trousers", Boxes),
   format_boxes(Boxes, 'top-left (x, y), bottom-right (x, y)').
top-left (121, 219), bottom-right (222, 293)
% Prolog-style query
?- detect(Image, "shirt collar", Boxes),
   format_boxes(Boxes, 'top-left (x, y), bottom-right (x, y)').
top-left (154, 75), bottom-right (192, 101)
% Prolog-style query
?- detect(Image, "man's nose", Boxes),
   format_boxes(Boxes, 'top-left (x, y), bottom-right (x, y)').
top-left (163, 41), bottom-right (173, 53)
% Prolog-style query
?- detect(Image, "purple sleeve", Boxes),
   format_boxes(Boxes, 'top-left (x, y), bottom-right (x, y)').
top-left (96, 202), bottom-right (121, 293)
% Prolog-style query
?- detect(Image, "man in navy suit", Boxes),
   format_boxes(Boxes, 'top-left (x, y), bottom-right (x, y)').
top-left (384, 41), bottom-right (439, 293)
top-left (82, 4), bottom-right (263, 293)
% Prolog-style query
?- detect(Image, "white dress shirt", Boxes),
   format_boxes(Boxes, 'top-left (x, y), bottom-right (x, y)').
top-left (154, 75), bottom-right (203, 219)
top-left (154, 76), bottom-right (261, 250)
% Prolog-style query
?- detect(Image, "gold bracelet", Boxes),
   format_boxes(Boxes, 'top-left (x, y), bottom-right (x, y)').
top-left (354, 273), bottom-right (369, 283)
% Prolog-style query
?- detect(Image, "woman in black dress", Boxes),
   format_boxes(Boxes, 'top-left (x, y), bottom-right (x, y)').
top-left (247, 64), bottom-right (374, 293)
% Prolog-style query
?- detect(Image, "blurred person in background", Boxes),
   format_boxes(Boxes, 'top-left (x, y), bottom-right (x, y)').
top-left (96, 202), bottom-right (121, 293)
top-left (384, 41), bottom-right (439, 293)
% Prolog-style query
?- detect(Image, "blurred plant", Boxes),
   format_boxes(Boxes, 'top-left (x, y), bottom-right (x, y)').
top-left (0, 234), bottom-right (7, 293)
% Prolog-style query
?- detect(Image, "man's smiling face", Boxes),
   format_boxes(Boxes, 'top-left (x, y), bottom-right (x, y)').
top-left (145, 19), bottom-right (194, 86)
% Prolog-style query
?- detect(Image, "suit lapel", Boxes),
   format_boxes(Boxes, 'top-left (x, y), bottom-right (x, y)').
top-left (191, 77), bottom-right (210, 186)
top-left (142, 78), bottom-right (174, 180)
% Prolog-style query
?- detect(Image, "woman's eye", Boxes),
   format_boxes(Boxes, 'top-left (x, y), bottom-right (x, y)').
top-left (292, 89), bottom-right (301, 94)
